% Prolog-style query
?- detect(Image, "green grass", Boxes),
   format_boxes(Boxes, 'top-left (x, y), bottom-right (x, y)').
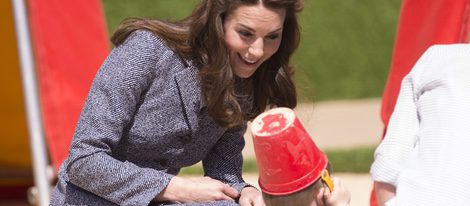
top-left (101, 0), bottom-right (401, 101)
top-left (178, 158), bottom-right (261, 176)
top-left (295, 0), bottom-right (401, 101)
top-left (102, 0), bottom-right (199, 35)
top-left (325, 146), bottom-right (375, 173)
top-left (100, 0), bottom-right (388, 175)
top-left (179, 146), bottom-right (375, 175)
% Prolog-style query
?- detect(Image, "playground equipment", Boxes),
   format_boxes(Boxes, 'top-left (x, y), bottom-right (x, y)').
top-left (0, 0), bottom-right (109, 205)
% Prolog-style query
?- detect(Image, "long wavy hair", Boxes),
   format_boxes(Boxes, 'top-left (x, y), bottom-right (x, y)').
top-left (111, 0), bottom-right (303, 128)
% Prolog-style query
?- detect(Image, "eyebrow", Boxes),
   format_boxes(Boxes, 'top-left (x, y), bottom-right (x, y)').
top-left (238, 24), bottom-right (283, 34)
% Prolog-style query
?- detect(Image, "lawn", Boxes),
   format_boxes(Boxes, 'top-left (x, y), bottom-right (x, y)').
top-left (179, 146), bottom-right (376, 175)
top-left (101, 0), bottom-right (401, 101)
top-left (101, 0), bottom-right (394, 173)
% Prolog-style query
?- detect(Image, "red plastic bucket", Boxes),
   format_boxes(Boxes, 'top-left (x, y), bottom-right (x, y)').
top-left (251, 107), bottom-right (328, 195)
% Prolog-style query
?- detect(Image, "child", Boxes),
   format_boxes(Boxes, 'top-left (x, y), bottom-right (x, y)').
top-left (371, 44), bottom-right (470, 205)
top-left (250, 107), bottom-right (351, 206)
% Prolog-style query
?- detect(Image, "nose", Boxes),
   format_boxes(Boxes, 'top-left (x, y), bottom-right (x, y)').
top-left (248, 38), bottom-right (264, 59)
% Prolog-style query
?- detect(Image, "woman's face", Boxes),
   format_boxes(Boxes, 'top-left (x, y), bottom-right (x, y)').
top-left (223, 4), bottom-right (286, 78)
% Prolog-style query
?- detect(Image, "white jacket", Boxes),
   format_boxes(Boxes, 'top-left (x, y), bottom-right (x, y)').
top-left (371, 44), bottom-right (470, 205)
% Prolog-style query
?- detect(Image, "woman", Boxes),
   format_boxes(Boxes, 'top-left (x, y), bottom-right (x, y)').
top-left (51, 0), bottom-right (303, 205)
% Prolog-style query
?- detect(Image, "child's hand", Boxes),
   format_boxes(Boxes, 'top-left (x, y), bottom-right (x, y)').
top-left (315, 178), bottom-right (351, 206)
top-left (239, 186), bottom-right (265, 206)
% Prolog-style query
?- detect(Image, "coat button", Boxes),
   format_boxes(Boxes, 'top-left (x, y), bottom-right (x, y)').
top-left (159, 159), bottom-right (168, 167)
top-left (179, 135), bottom-right (191, 143)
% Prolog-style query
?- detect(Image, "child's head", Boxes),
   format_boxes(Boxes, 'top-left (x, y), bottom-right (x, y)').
top-left (251, 107), bottom-right (333, 206)
top-left (262, 164), bottom-right (332, 206)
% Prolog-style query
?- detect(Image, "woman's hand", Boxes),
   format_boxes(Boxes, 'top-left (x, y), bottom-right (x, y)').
top-left (239, 186), bottom-right (265, 206)
top-left (155, 176), bottom-right (239, 203)
top-left (316, 178), bottom-right (351, 206)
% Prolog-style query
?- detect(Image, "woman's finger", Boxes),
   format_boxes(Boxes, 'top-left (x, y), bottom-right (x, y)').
top-left (222, 185), bottom-right (239, 198)
top-left (252, 195), bottom-right (265, 206)
top-left (239, 196), bottom-right (251, 206)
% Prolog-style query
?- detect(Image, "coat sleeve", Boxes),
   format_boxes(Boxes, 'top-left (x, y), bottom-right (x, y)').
top-left (64, 31), bottom-right (174, 205)
top-left (202, 123), bottom-right (250, 193)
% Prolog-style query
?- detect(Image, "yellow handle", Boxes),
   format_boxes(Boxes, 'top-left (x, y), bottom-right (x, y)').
top-left (320, 169), bottom-right (334, 192)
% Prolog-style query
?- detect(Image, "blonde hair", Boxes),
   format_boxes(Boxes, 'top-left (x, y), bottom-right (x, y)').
top-left (262, 164), bottom-right (332, 206)
top-left (263, 180), bottom-right (323, 206)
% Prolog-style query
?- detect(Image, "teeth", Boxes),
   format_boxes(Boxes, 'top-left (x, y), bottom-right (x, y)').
top-left (241, 56), bottom-right (257, 64)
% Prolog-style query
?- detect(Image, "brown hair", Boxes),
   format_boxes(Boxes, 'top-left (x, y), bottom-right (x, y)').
top-left (111, 0), bottom-right (303, 128)
top-left (263, 164), bottom-right (333, 206)
top-left (263, 181), bottom-right (322, 206)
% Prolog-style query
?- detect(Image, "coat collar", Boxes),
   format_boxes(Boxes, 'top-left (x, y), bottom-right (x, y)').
top-left (174, 60), bottom-right (203, 134)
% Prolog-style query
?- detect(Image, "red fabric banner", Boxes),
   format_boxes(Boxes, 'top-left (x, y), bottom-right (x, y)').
top-left (381, 0), bottom-right (470, 128)
top-left (28, 0), bottom-right (110, 171)
top-left (371, 0), bottom-right (470, 205)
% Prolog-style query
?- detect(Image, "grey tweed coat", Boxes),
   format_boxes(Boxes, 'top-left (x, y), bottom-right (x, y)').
top-left (50, 31), bottom-right (249, 206)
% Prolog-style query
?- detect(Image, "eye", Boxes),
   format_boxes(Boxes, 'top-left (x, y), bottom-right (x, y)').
top-left (238, 30), bottom-right (253, 38)
top-left (266, 34), bottom-right (280, 40)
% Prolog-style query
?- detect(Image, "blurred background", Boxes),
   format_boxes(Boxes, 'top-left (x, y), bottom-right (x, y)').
top-left (0, 0), bottom-right (401, 205)
top-left (103, 0), bottom-right (400, 101)
top-left (104, 1), bottom-right (401, 205)
top-left (2, 0), bottom-right (469, 205)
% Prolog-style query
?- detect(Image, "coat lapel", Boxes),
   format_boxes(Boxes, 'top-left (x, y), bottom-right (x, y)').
top-left (174, 64), bottom-right (201, 134)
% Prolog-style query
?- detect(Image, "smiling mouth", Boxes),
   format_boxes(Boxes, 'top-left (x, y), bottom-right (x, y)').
top-left (238, 53), bottom-right (258, 65)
